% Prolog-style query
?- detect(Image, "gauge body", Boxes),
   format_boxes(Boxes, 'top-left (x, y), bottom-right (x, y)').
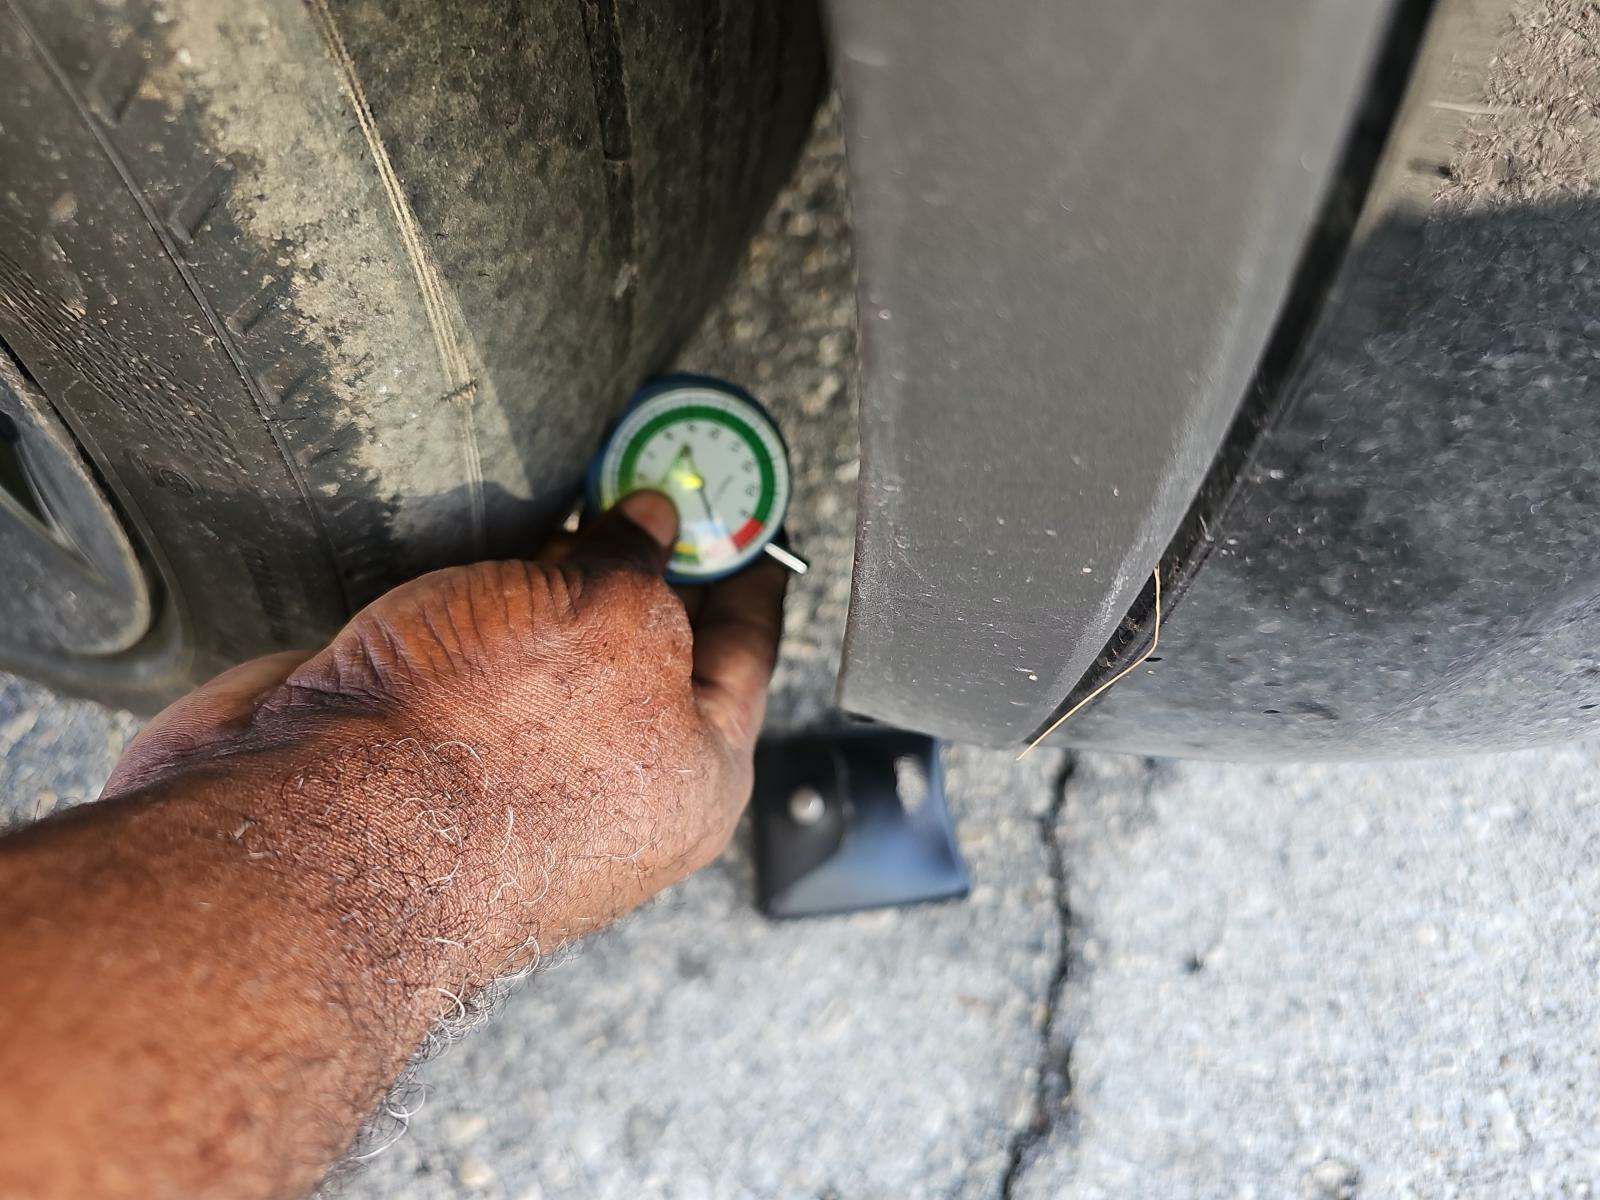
top-left (590, 377), bottom-right (792, 583)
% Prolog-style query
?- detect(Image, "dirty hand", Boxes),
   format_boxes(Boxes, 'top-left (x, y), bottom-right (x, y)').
top-left (0, 490), bottom-right (785, 1200)
top-left (110, 488), bottom-right (786, 961)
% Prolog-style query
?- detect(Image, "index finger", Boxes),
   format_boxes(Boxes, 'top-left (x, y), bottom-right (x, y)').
top-left (102, 650), bottom-right (314, 799)
top-left (691, 558), bottom-right (788, 753)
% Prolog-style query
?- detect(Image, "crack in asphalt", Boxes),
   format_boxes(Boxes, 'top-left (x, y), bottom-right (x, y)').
top-left (999, 754), bottom-right (1078, 1198)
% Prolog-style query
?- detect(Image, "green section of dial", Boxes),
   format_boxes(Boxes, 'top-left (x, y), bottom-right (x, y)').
top-left (615, 404), bottom-right (777, 565)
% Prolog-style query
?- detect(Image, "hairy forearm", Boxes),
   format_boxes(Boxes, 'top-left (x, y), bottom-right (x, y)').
top-left (0, 493), bottom-right (781, 1200)
top-left (0, 721), bottom-right (561, 1200)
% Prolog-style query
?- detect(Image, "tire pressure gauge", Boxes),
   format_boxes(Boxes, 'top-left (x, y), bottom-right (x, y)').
top-left (589, 376), bottom-right (807, 584)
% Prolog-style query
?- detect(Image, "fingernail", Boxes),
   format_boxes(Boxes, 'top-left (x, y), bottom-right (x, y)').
top-left (616, 489), bottom-right (679, 549)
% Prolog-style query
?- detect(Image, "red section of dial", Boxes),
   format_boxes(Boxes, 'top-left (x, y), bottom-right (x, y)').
top-left (732, 517), bottom-right (763, 549)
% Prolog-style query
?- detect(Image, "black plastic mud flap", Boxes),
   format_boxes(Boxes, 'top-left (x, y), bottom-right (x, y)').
top-left (752, 730), bottom-right (970, 919)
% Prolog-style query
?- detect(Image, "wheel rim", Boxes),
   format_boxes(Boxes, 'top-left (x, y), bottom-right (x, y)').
top-left (0, 347), bottom-right (151, 657)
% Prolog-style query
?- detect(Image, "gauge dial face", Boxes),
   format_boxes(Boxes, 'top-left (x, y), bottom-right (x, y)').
top-left (597, 383), bottom-right (790, 582)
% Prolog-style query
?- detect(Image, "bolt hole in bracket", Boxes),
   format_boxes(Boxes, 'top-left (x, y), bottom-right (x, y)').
top-left (752, 729), bottom-right (970, 918)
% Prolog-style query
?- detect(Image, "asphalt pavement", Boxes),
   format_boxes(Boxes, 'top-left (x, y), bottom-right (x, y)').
top-left (4, 99), bottom-right (1600, 1200)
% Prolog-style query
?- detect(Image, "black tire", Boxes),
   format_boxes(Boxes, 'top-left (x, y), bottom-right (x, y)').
top-left (1065, 0), bottom-right (1600, 758)
top-left (0, 0), bottom-right (823, 712)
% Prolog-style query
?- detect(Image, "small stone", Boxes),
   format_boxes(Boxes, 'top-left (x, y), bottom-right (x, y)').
top-left (1486, 1088), bottom-right (1525, 1153)
top-left (1008, 1095), bottom-right (1039, 1131)
top-left (1303, 1157), bottom-right (1360, 1199)
top-left (442, 1112), bottom-right (488, 1146)
top-left (0, 710), bottom-right (39, 749)
top-left (456, 1155), bottom-right (496, 1189)
top-left (802, 373), bottom-right (842, 416)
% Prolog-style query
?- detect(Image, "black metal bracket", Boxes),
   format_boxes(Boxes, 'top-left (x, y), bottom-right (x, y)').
top-left (752, 729), bottom-right (970, 918)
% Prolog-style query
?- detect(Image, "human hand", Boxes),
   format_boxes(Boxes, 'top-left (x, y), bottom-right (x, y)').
top-left (0, 492), bottom-right (784, 1200)
top-left (103, 491), bottom-right (786, 975)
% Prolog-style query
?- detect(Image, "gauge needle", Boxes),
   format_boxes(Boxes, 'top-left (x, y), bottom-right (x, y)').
top-left (662, 445), bottom-right (721, 527)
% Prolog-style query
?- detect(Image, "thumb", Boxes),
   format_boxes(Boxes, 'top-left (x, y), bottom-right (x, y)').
top-left (565, 489), bottom-right (680, 576)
